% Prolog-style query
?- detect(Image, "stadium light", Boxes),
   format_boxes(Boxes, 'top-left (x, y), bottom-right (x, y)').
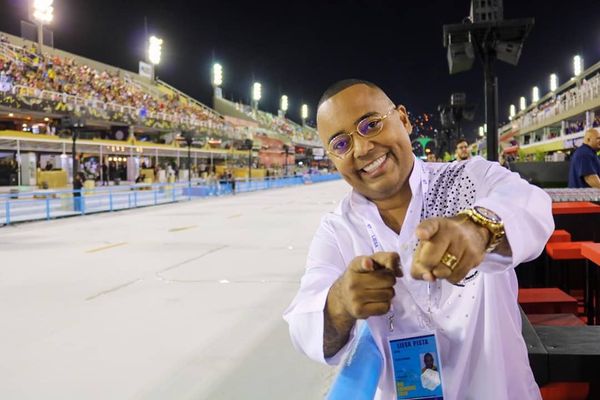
top-left (212, 63), bottom-right (223, 87)
top-left (478, 126), bottom-right (484, 137)
top-left (148, 36), bottom-right (163, 65)
top-left (301, 104), bottom-right (308, 124)
top-left (550, 73), bottom-right (558, 92)
top-left (573, 55), bottom-right (583, 77)
top-left (532, 86), bottom-right (539, 103)
top-left (519, 96), bottom-right (527, 111)
top-left (32, 0), bottom-right (53, 54)
top-left (252, 82), bottom-right (262, 102)
top-left (33, 0), bottom-right (54, 23)
top-left (509, 104), bottom-right (516, 120)
top-left (280, 95), bottom-right (288, 112)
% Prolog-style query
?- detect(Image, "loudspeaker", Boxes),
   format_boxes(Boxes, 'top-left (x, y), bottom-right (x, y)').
top-left (450, 93), bottom-right (466, 107)
top-left (447, 42), bottom-right (475, 74)
top-left (495, 41), bottom-right (523, 66)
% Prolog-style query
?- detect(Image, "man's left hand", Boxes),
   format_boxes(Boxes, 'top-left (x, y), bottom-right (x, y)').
top-left (410, 216), bottom-right (491, 284)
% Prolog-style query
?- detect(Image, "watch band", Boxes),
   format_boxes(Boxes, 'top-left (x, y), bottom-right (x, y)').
top-left (458, 207), bottom-right (505, 253)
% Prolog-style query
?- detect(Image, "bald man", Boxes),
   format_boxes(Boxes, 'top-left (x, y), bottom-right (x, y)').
top-left (568, 128), bottom-right (600, 188)
top-left (283, 79), bottom-right (553, 400)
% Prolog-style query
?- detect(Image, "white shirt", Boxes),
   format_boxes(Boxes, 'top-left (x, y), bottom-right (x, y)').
top-left (283, 156), bottom-right (554, 400)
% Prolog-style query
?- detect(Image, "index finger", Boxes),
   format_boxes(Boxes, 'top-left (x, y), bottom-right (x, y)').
top-left (371, 252), bottom-right (402, 277)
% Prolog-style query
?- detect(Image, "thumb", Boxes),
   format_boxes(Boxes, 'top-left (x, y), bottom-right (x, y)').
top-left (349, 256), bottom-right (375, 273)
top-left (415, 218), bottom-right (441, 241)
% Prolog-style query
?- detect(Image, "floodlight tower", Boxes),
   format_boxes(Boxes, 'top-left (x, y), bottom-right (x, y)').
top-left (301, 104), bottom-right (308, 126)
top-left (252, 82), bottom-right (262, 111)
top-left (443, 0), bottom-right (534, 161)
top-left (148, 35), bottom-right (163, 80)
top-left (31, 0), bottom-right (54, 54)
top-left (280, 95), bottom-right (289, 117)
top-left (212, 63), bottom-right (223, 98)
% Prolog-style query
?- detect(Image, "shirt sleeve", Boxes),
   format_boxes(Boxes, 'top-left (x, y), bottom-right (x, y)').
top-left (578, 153), bottom-right (600, 178)
top-left (467, 157), bottom-right (554, 273)
top-left (282, 215), bottom-right (357, 365)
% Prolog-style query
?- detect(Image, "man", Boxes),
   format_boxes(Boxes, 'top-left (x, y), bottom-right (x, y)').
top-left (568, 128), bottom-right (600, 188)
top-left (422, 353), bottom-right (438, 373)
top-left (455, 138), bottom-right (471, 161)
top-left (283, 80), bottom-right (553, 399)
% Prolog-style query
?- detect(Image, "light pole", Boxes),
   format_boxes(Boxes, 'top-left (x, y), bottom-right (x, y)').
top-left (573, 55), bottom-right (583, 78)
top-left (443, 1), bottom-right (534, 161)
top-left (532, 86), bottom-right (539, 103)
top-left (32, 0), bottom-right (54, 55)
top-left (550, 73), bottom-right (558, 92)
top-left (245, 139), bottom-right (253, 181)
top-left (252, 82), bottom-right (261, 111)
top-left (280, 95), bottom-right (288, 117)
top-left (519, 96), bottom-right (527, 111)
top-left (212, 63), bottom-right (223, 98)
top-left (283, 144), bottom-right (289, 176)
top-left (301, 104), bottom-right (308, 126)
top-left (183, 131), bottom-right (194, 192)
top-left (148, 35), bottom-right (162, 80)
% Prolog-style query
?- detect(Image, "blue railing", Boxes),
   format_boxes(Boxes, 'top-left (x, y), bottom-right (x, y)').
top-left (0, 173), bottom-right (340, 225)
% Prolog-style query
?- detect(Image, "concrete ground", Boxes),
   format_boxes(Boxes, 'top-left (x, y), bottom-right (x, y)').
top-left (0, 179), bottom-right (352, 400)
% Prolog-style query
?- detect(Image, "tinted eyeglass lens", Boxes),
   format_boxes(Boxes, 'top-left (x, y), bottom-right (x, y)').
top-left (329, 134), bottom-right (352, 156)
top-left (357, 116), bottom-right (383, 136)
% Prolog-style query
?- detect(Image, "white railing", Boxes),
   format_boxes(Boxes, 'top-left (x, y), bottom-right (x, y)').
top-left (505, 74), bottom-right (600, 133)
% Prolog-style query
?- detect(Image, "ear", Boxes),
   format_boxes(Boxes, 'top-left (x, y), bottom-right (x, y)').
top-left (396, 105), bottom-right (412, 135)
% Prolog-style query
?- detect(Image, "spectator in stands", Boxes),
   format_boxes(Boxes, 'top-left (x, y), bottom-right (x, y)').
top-left (568, 128), bottom-right (600, 188)
top-left (455, 138), bottom-right (470, 161)
top-left (426, 152), bottom-right (436, 162)
top-left (283, 79), bottom-right (553, 400)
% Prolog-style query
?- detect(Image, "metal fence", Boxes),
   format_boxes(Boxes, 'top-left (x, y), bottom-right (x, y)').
top-left (0, 173), bottom-right (340, 225)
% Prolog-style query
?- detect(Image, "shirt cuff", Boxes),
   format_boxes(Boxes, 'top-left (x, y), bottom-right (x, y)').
top-left (283, 284), bottom-right (357, 366)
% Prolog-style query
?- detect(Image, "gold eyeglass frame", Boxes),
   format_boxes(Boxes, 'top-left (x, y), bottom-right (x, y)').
top-left (326, 106), bottom-right (397, 159)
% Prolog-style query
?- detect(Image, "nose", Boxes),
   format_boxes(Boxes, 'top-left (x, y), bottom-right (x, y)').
top-left (352, 135), bottom-right (375, 158)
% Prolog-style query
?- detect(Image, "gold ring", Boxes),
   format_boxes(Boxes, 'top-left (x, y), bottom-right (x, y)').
top-left (440, 252), bottom-right (458, 271)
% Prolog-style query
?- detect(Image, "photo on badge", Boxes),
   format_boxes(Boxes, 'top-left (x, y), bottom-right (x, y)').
top-left (388, 333), bottom-right (444, 400)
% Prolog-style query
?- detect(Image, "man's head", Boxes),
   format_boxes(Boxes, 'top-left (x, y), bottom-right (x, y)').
top-left (426, 153), bottom-right (437, 162)
top-left (424, 353), bottom-right (434, 369)
top-left (455, 138), bottom-right (470, 161)
top-left (584, 128), bottom-right (600, 151)
top-left (317, 79), bottom-right (414, 202)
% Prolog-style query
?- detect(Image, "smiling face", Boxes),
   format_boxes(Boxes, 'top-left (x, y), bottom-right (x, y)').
top-left (317, 84), bottom-right (414, 202)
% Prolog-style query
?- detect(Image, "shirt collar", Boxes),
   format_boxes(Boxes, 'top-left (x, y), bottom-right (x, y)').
top-left (350, 154), bottom-right (424, 210)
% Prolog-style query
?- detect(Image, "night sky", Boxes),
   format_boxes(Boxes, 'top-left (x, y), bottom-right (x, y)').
top-left (1, 0), bottom-right (599, 142)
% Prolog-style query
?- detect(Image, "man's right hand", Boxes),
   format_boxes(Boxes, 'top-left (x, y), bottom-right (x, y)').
top-left (323, 252), bottom-right (402, 358)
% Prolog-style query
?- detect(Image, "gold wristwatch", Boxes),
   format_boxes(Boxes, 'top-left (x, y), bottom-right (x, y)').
top-left (458, 206), bottom-right (505, 253)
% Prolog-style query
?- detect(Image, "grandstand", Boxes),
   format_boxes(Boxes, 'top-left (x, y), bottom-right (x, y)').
top-left (0, 30), bottom-right (328, 189)
top-left (497, 58), bottom-right (600, 161)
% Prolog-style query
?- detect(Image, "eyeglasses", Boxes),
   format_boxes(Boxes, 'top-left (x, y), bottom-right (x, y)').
top-left (327, 107), bottom-right (396, 158)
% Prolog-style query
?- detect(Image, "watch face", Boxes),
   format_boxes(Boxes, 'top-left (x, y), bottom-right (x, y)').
top-left (474, 206), bottom-right (501, 223)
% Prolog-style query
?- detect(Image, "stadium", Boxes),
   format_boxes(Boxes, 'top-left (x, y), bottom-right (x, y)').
top-left (1, 1), bottom-right (600, 399)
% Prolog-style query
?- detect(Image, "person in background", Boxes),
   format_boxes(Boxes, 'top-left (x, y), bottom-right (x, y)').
top-left (568, 128), bottom-right (600, 188)
top-left (455, 138), bottom-right (471, 161)
top-left (73, 172), bottom-right (85, 212)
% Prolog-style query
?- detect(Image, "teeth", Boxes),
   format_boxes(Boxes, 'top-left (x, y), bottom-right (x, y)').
top-left (362, 154), bottom-right (386, 173)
